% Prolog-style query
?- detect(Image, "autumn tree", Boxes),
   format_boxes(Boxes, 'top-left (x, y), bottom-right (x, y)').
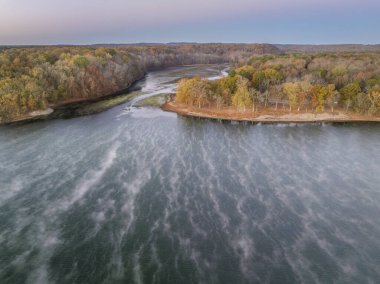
top-left (330, 66), bottom-right (348, 88)
top-left (252, 71), bottom-right (266, 92)
top-left (309, 85), bottom-right (322, 112)
top-left (264, 68), bottom-right (284, 85)
top-left (353, 93), bottom-right (371, 114)
top-left (368, 87), bottom-right (380, 115)
top-left (219, 75), bottom-right (238, 96)
top-left (250, 88), bottom-right (259, 112)
top-left (283, 83), bottom-right (299, 112)
top-left (232, 76), bottom-right (253, 112)
top-left (325, 84), bottom-right (339, 112)
top-left (298, 81), bottom-right (312, 111)
top-left (232, 85), bottom-right (253, 112)
top-left (269, 85), bottom-right (283, 111)
top-left (175, 77), bottom-right (210, 108)
top-left (339, 82), bottom-right (361, 111)
top-left (73, 56), bottom-right (90, 69)
top-left (235, 65), bottom-right (255, 80)
top-left (252, 68), bottom-right (284, 92)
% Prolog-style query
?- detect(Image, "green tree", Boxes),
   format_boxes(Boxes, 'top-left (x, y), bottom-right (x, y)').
top-left (339, 82), bottom-right (361, 111)
top-left (264, 68), bottom-right (284, 85)
top-left (74, 56), bottom-right (90, 68)
top-left (220, 75), bottom-right (238, 95)
top-left (235, 66), bottom-right (255, 80)
top-left (252, 71), bottom-right (266, 92)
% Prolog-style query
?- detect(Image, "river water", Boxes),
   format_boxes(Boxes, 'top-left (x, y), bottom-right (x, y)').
top-left (1, 65), bottom-right (380, 284)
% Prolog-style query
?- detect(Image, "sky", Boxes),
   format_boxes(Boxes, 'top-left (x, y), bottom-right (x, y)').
top-left (1, 0), bottom-right (379, 45)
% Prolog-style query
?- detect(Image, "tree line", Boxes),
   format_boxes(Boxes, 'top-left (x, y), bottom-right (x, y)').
top-left (175, 52), bottom-right (380, 116)
top-left (0, 44), bottom-right (278, 122)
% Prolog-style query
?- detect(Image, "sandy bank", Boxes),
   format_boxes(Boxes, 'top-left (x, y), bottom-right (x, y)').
top-left (162, 102), bottom-right (380, 123)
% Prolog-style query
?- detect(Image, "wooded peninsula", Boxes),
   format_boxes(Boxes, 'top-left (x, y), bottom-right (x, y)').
top-left (165, 52), bottom-right (380, 122)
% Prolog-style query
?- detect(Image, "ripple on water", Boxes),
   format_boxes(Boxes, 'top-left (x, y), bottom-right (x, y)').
top-left (1, 67), bottom-right (380, 284)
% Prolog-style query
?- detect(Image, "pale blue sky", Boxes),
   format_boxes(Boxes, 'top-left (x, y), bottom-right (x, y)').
top-left (0, 0), bottom-right (379, 45)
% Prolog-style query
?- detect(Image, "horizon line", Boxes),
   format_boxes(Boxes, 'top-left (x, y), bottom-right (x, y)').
top-left (1, 42), bottom-right (380, 47)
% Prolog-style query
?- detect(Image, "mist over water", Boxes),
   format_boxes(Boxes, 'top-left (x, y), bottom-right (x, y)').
top-left (1, 66), bottom-right (380, 284)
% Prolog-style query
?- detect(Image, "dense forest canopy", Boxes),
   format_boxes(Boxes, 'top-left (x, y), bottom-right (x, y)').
top-left (175, 52), bottom-right (380, 116)
top-left (0, 44), bottom-right (279, 122)
top-left (2, 44), bottom-right (380, 122)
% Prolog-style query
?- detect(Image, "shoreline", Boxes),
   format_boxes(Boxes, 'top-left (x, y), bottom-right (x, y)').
top-left (0, 76), bottom-right (145, 126)
top-left (162, 102), bottom-right (380, 124)
top-left (0, 64), bottom-right (226, 126)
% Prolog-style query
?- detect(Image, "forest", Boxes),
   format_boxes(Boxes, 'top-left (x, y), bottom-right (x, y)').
top-left (175, 52), bottom-right (380, 116)
top-left (0, 44), bottom-right (279, 123)
top-left (2, 44), bottom-right (380, 123)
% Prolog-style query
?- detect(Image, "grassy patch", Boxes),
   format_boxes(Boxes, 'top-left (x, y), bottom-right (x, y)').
top-left (75, 92), bottom-right (139, 115)
top-left (135, 94), bottom-right (171, 107)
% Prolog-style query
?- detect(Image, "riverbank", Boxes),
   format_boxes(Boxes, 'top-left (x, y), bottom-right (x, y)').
top-left (0, 78), bottom-right (145, 125)
top-left (162, 102), bottom-right (380, 123)
top-left (0, 64), bottom-right (224, 125)
top-left (1, 108), bottom-right (55, 125)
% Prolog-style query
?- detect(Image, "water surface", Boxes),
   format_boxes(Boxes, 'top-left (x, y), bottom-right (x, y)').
top-left (1, 66), bottom-right (380, 284)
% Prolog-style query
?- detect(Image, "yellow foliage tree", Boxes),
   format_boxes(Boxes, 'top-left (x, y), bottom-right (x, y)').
top-left (232, 85), bottom-right (253, 112)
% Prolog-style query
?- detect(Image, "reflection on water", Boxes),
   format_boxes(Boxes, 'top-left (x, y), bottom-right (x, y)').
top-left (0, 66), bottom-right (380, 284)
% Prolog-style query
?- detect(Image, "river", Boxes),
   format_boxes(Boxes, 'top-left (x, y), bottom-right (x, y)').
top-left (0, 65), bottom-right (380, 284)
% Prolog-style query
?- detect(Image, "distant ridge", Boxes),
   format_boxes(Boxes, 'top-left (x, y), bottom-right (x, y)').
top-left (2, 43), bottom-right (380, 53)
top-left (0, 42), bottom-right (380, 53)
top-left (276, 44), bottom-right (380, 53)
top-left (0, 43), bottom-right (282, 55)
